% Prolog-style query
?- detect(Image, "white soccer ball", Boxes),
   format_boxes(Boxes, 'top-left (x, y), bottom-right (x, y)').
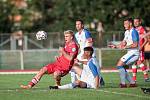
top-left (36, 31), bottom-right (47, 40)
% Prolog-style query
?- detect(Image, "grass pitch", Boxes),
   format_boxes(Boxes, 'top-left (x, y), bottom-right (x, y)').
top-left (0, 72), bottom-right (150, 100)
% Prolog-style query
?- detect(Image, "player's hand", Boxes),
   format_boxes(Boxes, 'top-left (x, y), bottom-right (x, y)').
top-left (55, 56), bottom-right (59, 60)
top-left (108, 44), bottom-right (116, 48)
top-left (107, 42), bottom-right (116, 48)
top-left (59, 47), bottom-right (64, 52)
top-left (118, 45), bottom-right (125, 49)
top-left (74, 59), bottom-right (79, 64)
top-left (58, 47), bottom-right (64, 55)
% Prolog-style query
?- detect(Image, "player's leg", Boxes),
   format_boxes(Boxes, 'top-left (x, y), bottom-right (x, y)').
top-left (144, 51), bottom-right (150, 71)
top-left (70, 53), bottom-right (83, 83)
top-left (57, 80), bottom-right (83, 89)
top-left (131, 64), bottom-right (137, 82)
top-left (20, 66), bottom-right (48, 89)
top-left (138, 52), bottom-right (150, 81)
top-left (77, 80), bottom-right (87, 88)
top-left (125, 54), bottom-right (139, 87)
top-left (49, 82), bottom-right (77, 89)
top-left (138, 61), bottom-right (150, 82)
top-left (145, 59), bottom-right (150, 71)
top-left (53, 71), bottom-right (62, 86)
top-left (116, 60), bottom-right (127, 88)
top-left (125, 69), bottom-right (137, 87)
top-left (49, 80), bottom-right (80, 89)
top-left (70, 63), bottom-right (82, 83)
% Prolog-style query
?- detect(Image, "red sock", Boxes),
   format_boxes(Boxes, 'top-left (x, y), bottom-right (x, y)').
top-left (141, 66), bottom-right (147, 71)
top-left (141, 65), bottom-right (149, 79)
top-left (29, 78), bottom-right (39, 87)
top-left (132, 68), bottom-right (137, 81)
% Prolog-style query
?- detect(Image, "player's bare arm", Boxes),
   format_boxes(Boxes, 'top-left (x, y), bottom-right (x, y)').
top-left (140, 37), bottom-right (147, 50)
top-left (85, 38), bottom-right (93, 47)
top-left (124, 42), bottom-right (138, 49)
top-left (95, 76), bottom-right (100, 89)
top-left (59, 47), bottom-right (75, 61)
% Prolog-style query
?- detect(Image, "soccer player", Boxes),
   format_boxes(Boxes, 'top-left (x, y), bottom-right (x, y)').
top-left (49, 47), bottom-right (100, 89)
top-left (108, 18), bottom-right (138, 88)
top-left (132, 17), bottom-right (150, 82)
top-left (70, 19), bottom-right (104, 85)
top-left (143, 32), bottom-right (150, 71)
top-left (20, 30), bottom-right (78, 89)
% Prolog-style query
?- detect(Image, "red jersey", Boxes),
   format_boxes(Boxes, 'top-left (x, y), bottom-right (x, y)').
top-left (136, 26), bottom-right (146, 62)
top-left (56, 41), bottom-right (78, 72)
top-left (136, 26), bottom-right (146, 47)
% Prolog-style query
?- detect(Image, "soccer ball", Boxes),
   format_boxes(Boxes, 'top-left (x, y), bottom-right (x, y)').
top-left (36, 31), bottom-right (47, 40)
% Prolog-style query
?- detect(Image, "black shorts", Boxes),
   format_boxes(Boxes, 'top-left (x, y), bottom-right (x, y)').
top-left (144, 51), bottom-right (150, 59)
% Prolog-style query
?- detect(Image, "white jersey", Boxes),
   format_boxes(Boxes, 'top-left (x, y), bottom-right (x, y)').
top-left (123, 28), bottom-right (139, 54)
top-left (80, 57), bottom-right (100, 89)
top-left (121, 28), bottom-right (140, 65)
top-left (75, 29), bottom-right (96, 60)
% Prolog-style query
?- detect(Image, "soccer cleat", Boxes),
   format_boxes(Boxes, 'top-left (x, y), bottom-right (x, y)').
top-left (129, 83), bottom-right (137, 88)
top-left (145, 78), bottom-right (150, 82)
top-left (119, 83), bottom-right (127, 88)
top-left (141, 88), bottom-right (150, 94)
top-left (100, 77), bottom-right (105, 86)
top-left (20, 85), bottom-right (31, 89)
top-left (49, 86), bottom-right (58, 89)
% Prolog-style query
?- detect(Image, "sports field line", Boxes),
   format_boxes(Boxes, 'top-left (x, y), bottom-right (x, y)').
top-left (0, 88), bottom-right (149, 99)
top-left (0, 69), bottom-right (142, 74)
top-left (97, 89), bottom-right (150, 99)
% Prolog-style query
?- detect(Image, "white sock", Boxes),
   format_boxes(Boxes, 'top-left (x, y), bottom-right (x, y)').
top-left (58, 83), bottom-right (76, 89)
top-left (70, 71), bottom-right (77, 83)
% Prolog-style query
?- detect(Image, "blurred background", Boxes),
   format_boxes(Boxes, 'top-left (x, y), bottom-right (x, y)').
top-left (0, 0), bottom-right (150, 70)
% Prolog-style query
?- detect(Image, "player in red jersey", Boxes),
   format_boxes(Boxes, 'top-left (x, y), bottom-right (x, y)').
top-left (20, 30), bottom-right (78, 89)
top-left (132, 17), bottom-right (150, 82)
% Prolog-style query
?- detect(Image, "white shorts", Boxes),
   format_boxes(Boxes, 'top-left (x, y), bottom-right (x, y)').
top-left (121, 51), bottom-right (139, 65)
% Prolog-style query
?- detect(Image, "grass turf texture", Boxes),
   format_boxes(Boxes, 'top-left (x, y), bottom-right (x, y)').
top-left (0, 72), bottom-right (150, 100)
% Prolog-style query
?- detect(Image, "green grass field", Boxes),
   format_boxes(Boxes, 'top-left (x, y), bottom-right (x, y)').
top-left (0, 72), bottom-right (150, 100)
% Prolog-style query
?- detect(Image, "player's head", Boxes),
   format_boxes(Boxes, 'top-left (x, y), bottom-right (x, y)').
top-left (134, 17), bottom-right (142, 27)
top-left (64, 30), bottom-right (74, 43)
top-left (124, 18), bottom-right (134, 30)
top-left (76, 19), bottom-right (84, 32)
top-left (83, 47), bottom-right (94, 59)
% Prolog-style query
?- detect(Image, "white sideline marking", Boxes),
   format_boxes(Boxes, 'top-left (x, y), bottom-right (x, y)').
top-left (97, 89), bottom-right (150, 99)
top-left (0, 89), bottom-right (149, 99)
top-left (0, 69), bottom-right (142, 74)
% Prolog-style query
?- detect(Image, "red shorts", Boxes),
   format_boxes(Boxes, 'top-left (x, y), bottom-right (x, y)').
top-left (44, 62), bottom-right (69, 76)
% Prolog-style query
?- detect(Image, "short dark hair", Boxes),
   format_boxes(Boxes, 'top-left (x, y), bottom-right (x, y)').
top-left (84, 47), bottom-right (94, 56)
top-left (76, 19), bottom-right (84, 25)
top-left (124, 17), bottom-right (134, 25)
top-left (134, 17), bottom-right (141, 20)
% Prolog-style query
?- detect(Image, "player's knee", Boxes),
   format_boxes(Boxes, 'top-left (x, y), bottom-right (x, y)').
top-left (53, 71), bottom-right (61, 79)
top-left (137, 60), bottom-right (142, 65)
top-left (39, 67), bottom-right (47, 74)
top-left (132, 65), bottom-right (137, 69)
top-left (79, 82), bottom-right (87, 88)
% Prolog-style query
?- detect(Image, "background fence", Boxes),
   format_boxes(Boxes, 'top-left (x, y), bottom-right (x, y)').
top-left (0, 48), bottom-right (126, 70)
top-left (0, 31), bottom-right (125, 70)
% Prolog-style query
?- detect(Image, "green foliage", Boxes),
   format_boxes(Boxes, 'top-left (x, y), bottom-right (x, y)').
top-left (0, 0), bottom-right (150, 33)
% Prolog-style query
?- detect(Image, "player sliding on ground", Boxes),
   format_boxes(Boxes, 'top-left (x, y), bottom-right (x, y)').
top-left (49, 47), bottom-right (101, 89)
top-left (20, 30), bottom-right (78, 89)
top-left (108, 18), bottom-right (139, 88)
